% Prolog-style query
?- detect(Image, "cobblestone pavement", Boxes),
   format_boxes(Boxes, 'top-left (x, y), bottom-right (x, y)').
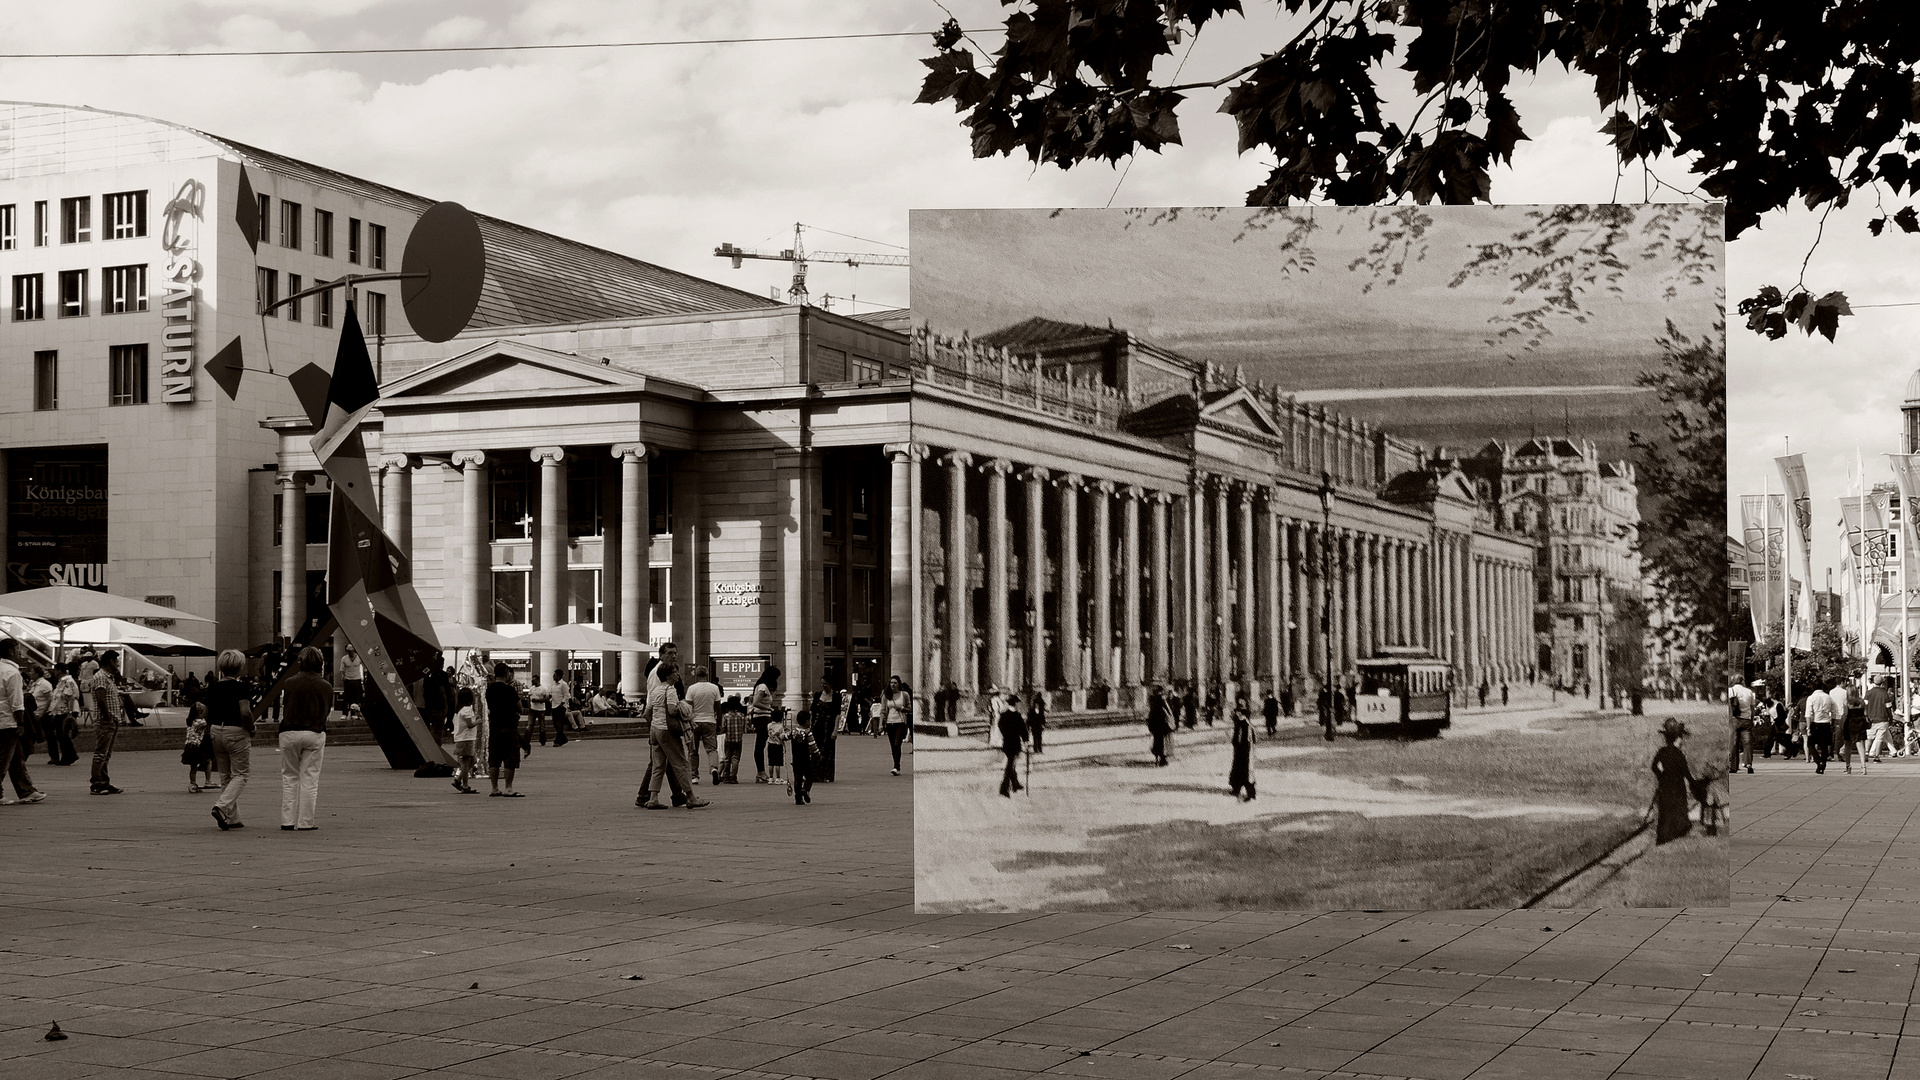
top-left (4, 732), bottom-right (1918, 1079)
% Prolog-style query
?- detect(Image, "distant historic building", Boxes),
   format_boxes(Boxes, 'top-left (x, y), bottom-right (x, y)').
top-left (1461, 438), bottom-right (1641, 696)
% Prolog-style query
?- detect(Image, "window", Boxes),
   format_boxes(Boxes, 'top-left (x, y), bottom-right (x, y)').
top-left (316, 279), bottom-right (332, 328)
top-left (305, 492), bottom-right (329, 545)
top-left (12, 274), bottom-right (43, 320)
top-left (850, 479), bottom-right (871, 540)
top-left (492, 570), bottom-right (530, 625)
top-left (567, 459), bottom-right (602, 537)
top-left (649, 567), bottom-right (670, 624)
top-left (1572, 615), bottom-right (1585, 632)
top-left (567, 569), bottom-right (601, 624)
top-left (286, 273), bottom-right (302, 322)
top-left (60, 197), bottom-right (90, 243)
top-left (256, 194), bottom-right (270, 241)
top-left (33, 351), bottom-right (56, 410)
top-left (103, 191), bottom-right (146, 239)
top-left (280, 199), bottom-right (300, 249)
top-left (313, 209), bottom-right (333, 257)
top-left (855, 567), bottom-right (877, 626)
top-left (366, 290), bottom-right (386, 336)
top-left (824, 565), bottom-right (842, 625)
top-left (491, 461), bottom-right (530, 540)
top-left (649, 454), bottom-right (671, 534)
top-left (257, 267), bottom-right (277, 315)
top-left (0, 204), bottom-right (13, 249)
top-left (852, 356), bottom-right (884, 382)
top-left (109, 343), bottom-right (148, 405)
top-left (369, 223), bottom-right (386, 269)
top-left (32, 201), bottom-right (47, 246)
top-left (58, 269), bottom-right (87, 317)
top-left (347, 217), bottom-right (361, 263)
top-left (103, 265), bottom-right (147, 313)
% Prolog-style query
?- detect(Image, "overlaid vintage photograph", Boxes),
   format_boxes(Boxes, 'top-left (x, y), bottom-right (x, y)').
top-left (910, 204), bottom-right (1728, 911)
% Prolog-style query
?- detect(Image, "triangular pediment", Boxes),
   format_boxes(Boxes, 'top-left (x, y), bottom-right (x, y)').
top-left (381, 341), bottom-right (647, 400)
top-left (1196, 387), bottom-right (1280, 438)
top-left (1435, 469), bottom-right (1479, 505)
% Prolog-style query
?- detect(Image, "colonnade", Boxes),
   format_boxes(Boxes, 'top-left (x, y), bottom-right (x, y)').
top-left (898, 447), bottom-right (1536, 704)
top-left (277, 441), bottom-right (656, 694)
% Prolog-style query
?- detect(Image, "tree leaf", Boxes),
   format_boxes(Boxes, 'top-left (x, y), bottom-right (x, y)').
top-left (1897, 206), bottom-right (1920, 233)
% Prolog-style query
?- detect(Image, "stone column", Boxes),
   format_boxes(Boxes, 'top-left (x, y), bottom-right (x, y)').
top-left (943, 452), bottom-right (973, 693)
top-left (1355, 533), bottom-right (1373, 663)
top-left (378, 455), bottom-right (412, 556)
top-left (1212, 478), bottom-right (1231, 687)
top-left (1150, 491), bottom-right (1171, 682)
top-left (1289, 521), bottom-right (1307, 687)
top-left (278, 472), bottom-right (308, 639)
top-left (1192, 479), bottom-right (1210, 693)
top-left (1091, 479), bottom-right (1115, 688)
top-left (1120, 486), bottom-right (1143, 691)
top-left (1340, 530), bottom-right (1358, 674)
top-left (1169, 491), bottom-right (1190, 682)
top-left (1307, 524), bottom-right (1326, 684)
top-left (1260, 496), bottom-right (1281, 695)
top-left (1057, 474), bottom-right (1082, 690)
top-left (1396, 540), bottom-right (1411, 647)
top-left (909, 445), bottom-right (926, 721)
top-left (1021, 465), bottom-right (1050, 693)
top-left (984, 458), bottom-right (1012, 692)
top-left (1236, 484), bottom-right (1256, 691)
top-left (452, 451), bottom-right (489, 627)
top-left (531, 447), bottom-right (567, 688)
top-left (887, 444), bottom-right (918, 695)
top-left (613, 445), bottom-right (649, 696)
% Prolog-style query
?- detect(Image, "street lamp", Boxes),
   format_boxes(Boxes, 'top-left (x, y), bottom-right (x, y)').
top-left (1318, 470), bottom-right (1336, 741)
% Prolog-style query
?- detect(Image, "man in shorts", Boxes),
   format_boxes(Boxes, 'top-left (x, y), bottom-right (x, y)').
top-left (484, 663), bottom-right (524, 797)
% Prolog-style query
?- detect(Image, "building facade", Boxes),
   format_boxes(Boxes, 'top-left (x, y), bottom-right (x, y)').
top-left (1463, 438), bottom-right (1642, 696)
top-left (3, 102), bottom-right (1540, 717)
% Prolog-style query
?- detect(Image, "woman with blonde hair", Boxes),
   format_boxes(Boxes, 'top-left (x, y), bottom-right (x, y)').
top-left (206, 649), bottom-right (256, 830)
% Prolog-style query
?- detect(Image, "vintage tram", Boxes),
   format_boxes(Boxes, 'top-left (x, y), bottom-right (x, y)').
top-left (1351, 650), bottom-right (1454, 739)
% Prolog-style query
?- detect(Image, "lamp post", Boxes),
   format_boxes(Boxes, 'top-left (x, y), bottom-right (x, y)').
top-left (1318, 470), bottom-right (1336, 741)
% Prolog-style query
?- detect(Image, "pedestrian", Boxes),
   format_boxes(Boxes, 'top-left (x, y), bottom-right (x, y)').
top-left (808, 679), bottom-right (838, 783)
top-left (182, 704), bottom-right (214, 792)
top-left (1262, 689), bottom-right (1279, 737)
top-left (994, 688), bottom-right (1026, 797)
top-left (278, 646), bottom-right (331, 829)
top-left (1866, 675), bottom-right (1896, 763)
top-left (1807, 679), bottom-right (1839, 774)
top-left (44, 661), bottom-right (78, 767)
top-left (484, 662), bottom-right (525, 798)
top-left (551, 668), bottom-right (576, 739)
top-left (718, 697), bottom-right (749, 783)
top-left (1651, 716), bottom-right (1693, 845)
top-left (1842, 680), bottom-right (1868, 773)
top-left (1026, 690), bottom-right (1047, 755)
top-left (641, 662), bottom-right (705, 809)
top-left (685, 665), bottom-right (722, 784)
top-left (883, 676), bottom-right (912, 775)
top-left (1182, 682), bottom-right (1198, 731)
top-left (748, 665), bottom-right (780, 784)
top-left (784, 710), bottom-right (818, 805)
top-left (85, 649), bottom-right (129, 795)
top-left (1318, 683), bottom-right (1336, 742)
top-left (206, 649), bottom-right (255, 830)
top-left (1753, 694), bottom-right (1777, 760)
top-left (1478, 679), bottom-right (1489, 708)
top-left (1228, 703), bottom-right (1256, 801)
top-left (450, 687), bottom-right (480, 793)
top-left (25, 663), bottom-right (51, 764)
top-left (1146, 683), bottom-right (1172, 766)
top-left (1500, 681), bottom-right (1510, 707)
top-left (1727, 677), bottom-right (1756, 775)
top-left (527, 677), bottom-right (553, 747)
top-left (0, 639), bottom-right (47, 805)
top-left (1280, 683), bottom-right (1294, 718)
top-left (340, 643), bottom-right (363, 717)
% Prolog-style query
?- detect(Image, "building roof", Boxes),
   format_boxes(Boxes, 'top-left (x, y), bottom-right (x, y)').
top-left (977, 316), bottom-right (1125, 353)
top-left (849, 308), bottom-right (913, 333)
top-left (0, 102), bottom-right (778, 329)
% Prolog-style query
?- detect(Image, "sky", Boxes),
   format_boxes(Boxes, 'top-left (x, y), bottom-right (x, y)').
top-left (2, 0), bottom-right (1857, 566)
top-left (912, 205), bottom-right (1720, 459)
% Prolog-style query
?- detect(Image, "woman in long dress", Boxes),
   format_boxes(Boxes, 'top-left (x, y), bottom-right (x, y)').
top-left (1651, 716), bottom-right (1693, 845)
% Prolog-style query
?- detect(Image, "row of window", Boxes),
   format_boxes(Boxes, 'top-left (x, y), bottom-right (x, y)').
top-left (255, 267), bottom-right (385, 332)
top-left (0, 191), bottom-right (388, 272)
top-left (29, 345), bottom-right (152, 408)
top-left (11, 266), bottom-right (149, 320)
top-left (255, 194), bottom-right (385, 268)
top-left (0, 192), bottom-right (146, 250)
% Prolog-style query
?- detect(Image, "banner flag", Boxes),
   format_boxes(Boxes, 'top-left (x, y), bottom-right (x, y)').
top-left (1777, 455), bottom-right (1817, 650)
top-left (1740, 495), bottom-right (1778, 641)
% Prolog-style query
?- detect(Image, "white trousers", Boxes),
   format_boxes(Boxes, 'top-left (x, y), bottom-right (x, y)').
top-left (279, 730), bottom-right (325, 828)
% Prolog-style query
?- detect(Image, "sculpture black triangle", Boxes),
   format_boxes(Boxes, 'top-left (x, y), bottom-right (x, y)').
top-left (205, 336), bottom-right (245, 401)
top-left (328, 305), bottom-right (380, 419)
top-left (235, 166), bottom-right (258, 254)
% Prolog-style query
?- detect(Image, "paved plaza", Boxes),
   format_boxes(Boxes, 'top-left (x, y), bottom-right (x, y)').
top-left (6, 732), bottom-right (1920, 1079)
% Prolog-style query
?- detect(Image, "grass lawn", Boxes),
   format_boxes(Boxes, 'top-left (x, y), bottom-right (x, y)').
top-left (1002, 810), bottom-right (1650, 909)
top-left (1314, 705), bottom-right (1731, 811)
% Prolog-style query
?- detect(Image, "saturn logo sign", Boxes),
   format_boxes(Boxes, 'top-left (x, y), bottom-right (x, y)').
top-left (48, 563), bottom-right (107, 587)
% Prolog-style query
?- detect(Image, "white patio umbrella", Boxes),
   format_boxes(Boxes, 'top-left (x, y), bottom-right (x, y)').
top-left (431, 622), bottom-right (518, 651)
top-left (0, 585), bottom-right (214, 664)
top-left (46, 618), bottom-right (215, 657)
top-left (502, 623), bottom-right (652, 686)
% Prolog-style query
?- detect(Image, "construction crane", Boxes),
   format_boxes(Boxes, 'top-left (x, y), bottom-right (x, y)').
top-left (714, 223), bottom-right (909, 306)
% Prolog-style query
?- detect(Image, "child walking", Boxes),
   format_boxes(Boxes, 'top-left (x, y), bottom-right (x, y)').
top-left (182, 703), bottom-right (214, 792)
top-left (450, 687), bottom-right (479, 793)
top-left (766, 708), bottom-right (787, 787)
